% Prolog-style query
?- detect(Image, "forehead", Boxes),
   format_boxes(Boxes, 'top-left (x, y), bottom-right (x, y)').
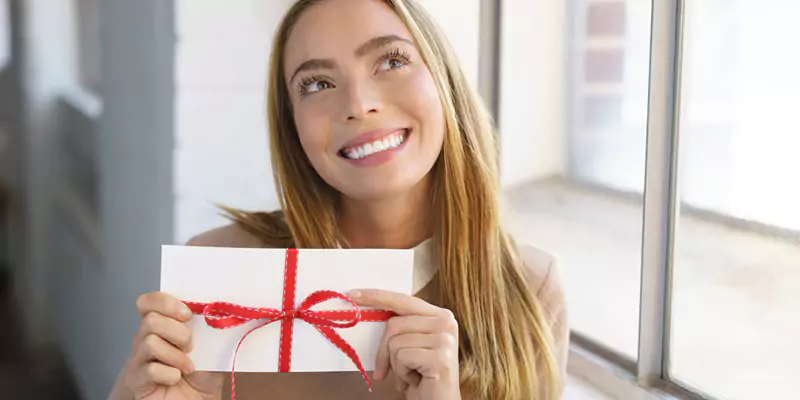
top-left (283, 0), bottom-right (413, 72)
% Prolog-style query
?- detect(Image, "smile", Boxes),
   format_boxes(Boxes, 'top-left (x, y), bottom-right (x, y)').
top-left (339, 129), bottom-right (409, 160)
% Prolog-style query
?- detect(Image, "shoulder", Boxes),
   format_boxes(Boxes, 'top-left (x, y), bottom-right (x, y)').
top-left (186, 223), bottom-right (266, 248)
top-left (516, 242), bottom-right (569, 389)
top-left (516, 243), bottom-right (567, 339)
top-left (516, 243), bottom-right (565, 318)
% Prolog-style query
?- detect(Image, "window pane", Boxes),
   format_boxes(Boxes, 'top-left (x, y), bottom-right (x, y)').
top-left (504, 0), bottom-right (652, 360)
top-left (670, 1), bottom-right (800, 398)
top-left (0, 0), bottom-right (9, 69)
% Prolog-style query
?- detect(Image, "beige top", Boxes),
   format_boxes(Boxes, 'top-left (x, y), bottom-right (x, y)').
top-left (410, 237), bottom-right (437, 293)
top-left (188, 224), bottom-right (569, 399)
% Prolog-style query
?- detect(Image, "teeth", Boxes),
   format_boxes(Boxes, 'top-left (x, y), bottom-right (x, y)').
top-left (342, 130), bottom-right (408, 160)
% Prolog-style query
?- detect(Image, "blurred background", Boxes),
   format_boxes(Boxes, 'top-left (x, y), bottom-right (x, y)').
top-left (0, 0), bottom-right (798, 399)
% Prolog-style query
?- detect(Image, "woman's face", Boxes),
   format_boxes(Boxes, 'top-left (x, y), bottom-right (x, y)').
top-left (283, 0), bottom-right (445, 201)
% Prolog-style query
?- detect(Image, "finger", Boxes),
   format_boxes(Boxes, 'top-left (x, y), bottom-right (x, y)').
top-left (396, 348), bottom-right (435, 380)
top-left (374, 316), bottom-right (448, 380)
top-left (135, 362), bottom-right (183, 390)
top-left (389, 334), bottom-right (437, 386)
top-left (135, 311), bottom-right (193, 352)
top-left (136, 292), bottom-right (193, 322)
top-left (395, 375), bottom-right (410, 394)
top-left (347, 289), bottom-right (441, 317)
top-left (135, 333), bottom-right (195, 375)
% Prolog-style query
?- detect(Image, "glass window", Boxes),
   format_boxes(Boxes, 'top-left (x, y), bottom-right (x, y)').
top-left (504, 0), bottom-right (652, 360)
top-left (670, 1), bottom-right (800, 398)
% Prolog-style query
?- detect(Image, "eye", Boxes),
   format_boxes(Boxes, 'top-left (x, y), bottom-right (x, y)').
top-left (378, 58), bottom-right (406, 71)
top-left (299, 76), bottom-right (335, 97)
top-left (376, 48), bottom-right (412, 73)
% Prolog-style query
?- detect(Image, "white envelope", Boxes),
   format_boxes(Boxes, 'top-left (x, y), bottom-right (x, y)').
top-left (160, 245), bottom-right (414, 373)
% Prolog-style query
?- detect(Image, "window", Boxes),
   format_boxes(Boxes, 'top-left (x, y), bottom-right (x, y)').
top-left (504, 0), bottom-right (652, 361)
top-left (502, 0), bottom-right (798, 398)
top-left (670, 1), bottom-right (800, 398)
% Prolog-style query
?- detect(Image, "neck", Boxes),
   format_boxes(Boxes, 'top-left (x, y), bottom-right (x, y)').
top-left (339, 175), bottom-right (433, 249)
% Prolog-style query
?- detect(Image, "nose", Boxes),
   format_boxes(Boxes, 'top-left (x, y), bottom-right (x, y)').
top-left (341, 79), bottom-right (382, 122)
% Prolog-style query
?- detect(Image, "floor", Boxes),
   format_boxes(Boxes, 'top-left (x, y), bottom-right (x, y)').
top-left (565, 377), bottom-right (615, 400)
top-left (507, 178), bottom-right (800, 400)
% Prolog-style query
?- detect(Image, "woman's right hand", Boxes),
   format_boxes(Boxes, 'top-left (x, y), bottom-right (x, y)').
top-left (110, 292), bottom-right (223, 400)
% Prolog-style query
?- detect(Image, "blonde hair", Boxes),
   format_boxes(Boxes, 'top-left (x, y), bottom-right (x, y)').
top-left (225, 0), bottom-right (559, 398)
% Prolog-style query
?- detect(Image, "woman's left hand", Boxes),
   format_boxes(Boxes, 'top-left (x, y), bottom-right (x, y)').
top-left (347, 289), bottom-right (461, 400)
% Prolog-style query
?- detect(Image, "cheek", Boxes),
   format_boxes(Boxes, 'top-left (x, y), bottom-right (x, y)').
top-left (395, 69), bottom-right (445, 140)
top-left (293, 108), bottom-right (331, 160)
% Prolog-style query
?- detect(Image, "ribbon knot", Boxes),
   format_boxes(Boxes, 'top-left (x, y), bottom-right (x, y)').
top-left (183, 248), bottom-right (395, 400)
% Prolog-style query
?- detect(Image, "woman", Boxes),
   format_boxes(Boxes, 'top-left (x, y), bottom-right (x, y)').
top-left (110, 0), bottom-right (568, 399)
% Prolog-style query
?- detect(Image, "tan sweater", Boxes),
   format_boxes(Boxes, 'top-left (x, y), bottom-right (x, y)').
top-left (187, 224), bottom-right (569, 399)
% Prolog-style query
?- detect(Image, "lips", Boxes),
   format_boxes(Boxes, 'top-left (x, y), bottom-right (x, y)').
top-left (339, 129), bottom-right (410, 160)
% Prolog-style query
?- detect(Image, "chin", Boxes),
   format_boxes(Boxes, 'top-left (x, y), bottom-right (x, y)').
top-left (334, 171), bottom-right (429, 202)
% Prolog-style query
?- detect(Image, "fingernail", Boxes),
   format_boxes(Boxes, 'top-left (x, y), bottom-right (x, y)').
top-left (348, 290), bottom-right (361, 298)
top-left (181, 306), bottom-right (192, 319)
top-left (186, 363), bottom-right (195, 374)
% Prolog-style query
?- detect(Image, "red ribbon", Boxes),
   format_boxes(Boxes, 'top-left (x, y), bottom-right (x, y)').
top-left (183, 248), bottom-right (394, 399)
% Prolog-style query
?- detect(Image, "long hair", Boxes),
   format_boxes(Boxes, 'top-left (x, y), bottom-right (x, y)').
top-left (226, 0), bottom-right (559, 398)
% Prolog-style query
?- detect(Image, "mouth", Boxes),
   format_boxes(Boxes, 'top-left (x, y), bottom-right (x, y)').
top-left (338, 129), bottom-right (410, 160)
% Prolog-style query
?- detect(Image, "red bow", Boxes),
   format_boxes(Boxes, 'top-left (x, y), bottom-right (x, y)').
top-left (183, 248), bottom-right (394, 399)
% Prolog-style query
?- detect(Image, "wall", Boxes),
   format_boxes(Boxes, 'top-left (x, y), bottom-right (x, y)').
top-left (173, 0), bottom-right (294, 244)
top-left (18, 0), bottom-right (79, 346)
top-left (498, 0), bottom-right (569, 188)
top-left (0, 0), bottom-right (18, 190)
top-left (0, 0), bottom-right (9, 69)
top-left (90, 1), bottom-right (175, 398)
top-left (174, 0), bottom-right (482, 244)
top-left (44, 1), bottom-right (176, 399)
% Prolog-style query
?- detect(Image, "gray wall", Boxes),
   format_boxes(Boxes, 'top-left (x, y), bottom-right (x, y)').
top-left (20, 0), bottom-right (175, 399)
top-left (84, 1), bottom-right (174, 398)
top-left (18, 0), bottom-right (79, 346)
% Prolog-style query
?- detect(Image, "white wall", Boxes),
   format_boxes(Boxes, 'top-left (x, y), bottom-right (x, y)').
top-left (174, 0), bottom-right (482, 243)
top-left (499, 0), bottom-right (569, 188)
top-left (173, 0), bottom-right (296, 244)
top-left (417, 0), bottom-right (481, 87)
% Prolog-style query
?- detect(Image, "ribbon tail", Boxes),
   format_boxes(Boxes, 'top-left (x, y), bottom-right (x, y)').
top-left (313, 325), bottom-right (373, 392)
top-left (229, 318), bottom-right (280, 400)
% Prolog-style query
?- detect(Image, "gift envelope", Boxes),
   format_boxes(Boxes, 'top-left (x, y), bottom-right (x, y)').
top-left (160, 245), bottom-right (414, 373)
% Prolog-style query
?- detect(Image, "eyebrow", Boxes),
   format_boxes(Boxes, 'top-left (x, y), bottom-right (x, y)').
top-left (288, 34), bottom-right (415, 84)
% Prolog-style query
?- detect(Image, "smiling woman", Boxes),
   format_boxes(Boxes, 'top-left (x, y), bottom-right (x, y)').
top-left (283, 7), bottom-right (445, 203)
top-left (110, 1), bottom-right (568, 400)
